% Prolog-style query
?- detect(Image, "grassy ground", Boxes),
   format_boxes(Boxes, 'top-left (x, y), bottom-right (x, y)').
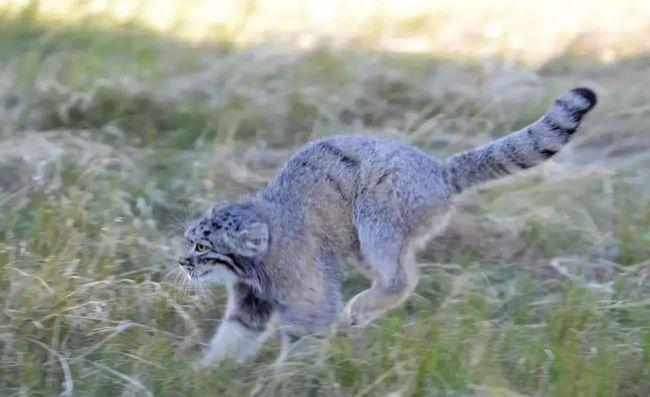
top-left (1, 2), bottom-right (649, 396)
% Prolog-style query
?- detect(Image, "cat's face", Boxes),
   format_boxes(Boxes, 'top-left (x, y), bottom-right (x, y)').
top-left (179, 203), bottom-right (269, 284)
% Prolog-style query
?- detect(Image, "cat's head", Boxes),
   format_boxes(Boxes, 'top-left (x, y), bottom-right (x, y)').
top-left (179, 202), bottom-right (269, 284)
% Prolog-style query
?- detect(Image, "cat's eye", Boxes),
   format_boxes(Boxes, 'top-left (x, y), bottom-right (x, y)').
top-left (195, 243), bottom-right (208, 252)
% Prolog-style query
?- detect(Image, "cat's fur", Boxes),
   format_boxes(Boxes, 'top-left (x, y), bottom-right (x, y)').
top-left (179, 87), bottom-right (597, 365)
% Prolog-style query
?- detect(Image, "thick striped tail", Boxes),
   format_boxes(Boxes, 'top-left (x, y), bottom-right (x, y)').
top-left (443, 87), bottom-right (597, 194)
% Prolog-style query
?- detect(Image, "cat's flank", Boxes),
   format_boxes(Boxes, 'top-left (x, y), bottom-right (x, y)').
top-left (178, 87), bottom-right (597, 365)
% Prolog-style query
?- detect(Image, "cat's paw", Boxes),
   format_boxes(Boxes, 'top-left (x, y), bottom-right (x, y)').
top-left (194, 348), bottom-right (226, 370)
top-left (193, 359), bottom-right (213, 371)
top-left (342, 295), bottom-right (378, 328)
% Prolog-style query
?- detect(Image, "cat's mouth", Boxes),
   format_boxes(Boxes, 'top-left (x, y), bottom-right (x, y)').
top-left (194, 269), bottom-right (213, 279)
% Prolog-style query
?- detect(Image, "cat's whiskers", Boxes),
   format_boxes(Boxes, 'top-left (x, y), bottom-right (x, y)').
top-left (170, 213), bottom-right (189, 233)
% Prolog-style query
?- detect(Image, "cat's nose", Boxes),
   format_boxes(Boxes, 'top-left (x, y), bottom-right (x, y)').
top-left (178, 256), bottom-right (193, 268)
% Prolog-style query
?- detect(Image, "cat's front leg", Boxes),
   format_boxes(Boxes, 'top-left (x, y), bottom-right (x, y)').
top-left (200, 319), bottom-right (267, 365)
top-left (199, 282), bottom-right (274, 367)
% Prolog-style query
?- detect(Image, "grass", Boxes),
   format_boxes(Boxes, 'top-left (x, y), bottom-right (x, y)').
top-left (1, 2), bottom-right (649, 396)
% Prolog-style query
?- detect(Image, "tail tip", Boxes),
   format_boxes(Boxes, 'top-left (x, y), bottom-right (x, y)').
top-left (570, 87), bottom-right (597, 110)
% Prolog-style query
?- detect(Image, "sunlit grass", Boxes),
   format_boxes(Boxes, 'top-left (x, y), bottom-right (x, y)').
top-left (3, 0), bottom-right (650, 64)
top-left (0, 2), bottom-right (649, 396)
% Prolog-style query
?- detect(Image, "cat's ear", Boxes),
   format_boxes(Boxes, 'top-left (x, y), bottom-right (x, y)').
top-left (207, 201), bottom-right (228, 217)
top-left (226, 222), bottom-right (269, 257)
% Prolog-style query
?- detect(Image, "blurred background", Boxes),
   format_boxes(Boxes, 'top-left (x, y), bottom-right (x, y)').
top-left (0, 1), bottom-right (649, 396)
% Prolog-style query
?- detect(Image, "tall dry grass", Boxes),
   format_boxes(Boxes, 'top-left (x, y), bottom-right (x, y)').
top-left (0, 1), bottom-right (649, 396)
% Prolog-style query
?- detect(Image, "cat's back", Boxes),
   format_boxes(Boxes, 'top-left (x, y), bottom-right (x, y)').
top-left (262, 135), bottom-right (448, 205)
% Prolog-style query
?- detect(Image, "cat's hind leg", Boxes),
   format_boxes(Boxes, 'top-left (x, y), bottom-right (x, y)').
top-left (345, 191), bottom-right (451, 327)
top-left (343, 209), bottom-right (418, 327)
